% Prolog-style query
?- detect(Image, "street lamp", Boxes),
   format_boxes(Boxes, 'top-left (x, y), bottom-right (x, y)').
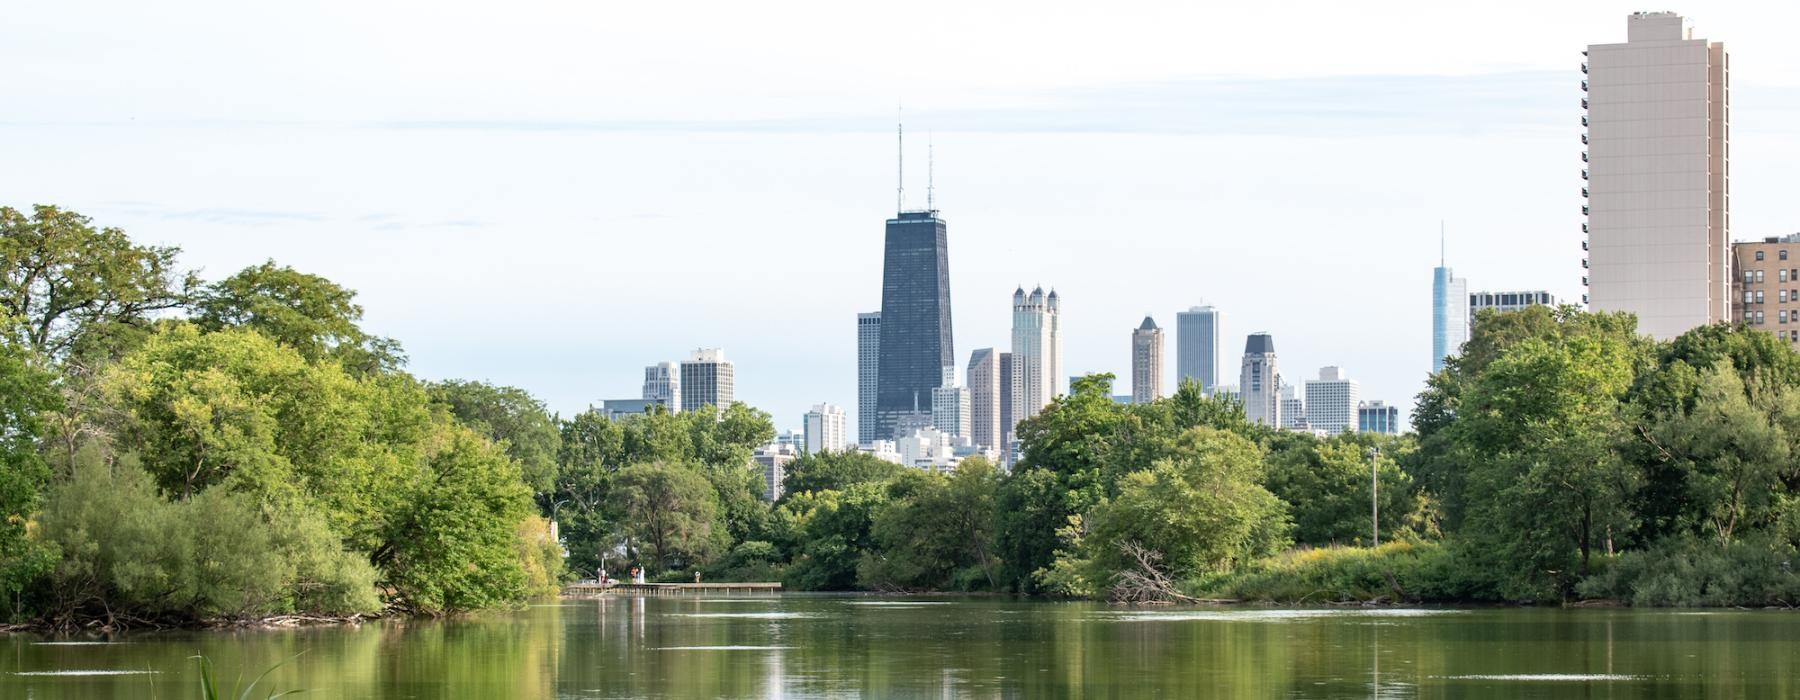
top-left (1367, 446), bottom-right (1381, 547)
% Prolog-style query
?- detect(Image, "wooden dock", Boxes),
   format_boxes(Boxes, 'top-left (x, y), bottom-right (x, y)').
top-left (563, 582), bottom-right (782, 598)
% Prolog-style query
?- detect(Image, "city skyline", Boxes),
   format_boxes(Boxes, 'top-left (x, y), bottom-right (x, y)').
top-left (13, 4), bottom-right (1800, 433)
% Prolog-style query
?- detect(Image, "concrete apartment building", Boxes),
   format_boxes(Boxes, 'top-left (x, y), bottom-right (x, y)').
top-left (803, 403), bottom-right (847, 454)
top-left (966, 348), bottom-right (1002, 451)
top-left (641, 362), bottom-right (680, 413)
top-left (1732, 235), bottom-right (1800, 344)
top-left (1584, 11), bottom-right (1730, 340)
top-left (1303, 366), bottom-right (1360, 435)
top-left (679, 348), bottom-right (734, 412)
top-left (1358, 400), bottom-right (1402, 435)
top-left (1470, 290), bottom-right (1561, 316)
top-left (1010, 287), bottom-right (1063, 439)
top-left (1131, 315), bottom-right (1164, 404)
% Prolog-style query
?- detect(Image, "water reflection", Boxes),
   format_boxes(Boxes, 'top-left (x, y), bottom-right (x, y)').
top-left (2, 599), bottom-right (1798, 698)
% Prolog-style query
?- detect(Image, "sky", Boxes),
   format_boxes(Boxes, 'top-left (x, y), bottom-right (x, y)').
top-left (6, 1), bottom-right (1800, 435)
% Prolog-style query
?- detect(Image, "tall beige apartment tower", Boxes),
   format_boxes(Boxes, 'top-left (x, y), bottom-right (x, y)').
top-left (1585, 11), bottom-right (1729, 340)
top-left (1130, 316), bottom-right (1163, 404)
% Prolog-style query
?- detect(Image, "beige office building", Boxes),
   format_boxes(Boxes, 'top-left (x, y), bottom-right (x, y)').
top-left (1584, 12), bottom-right (1729, 340)
top-left (1731, 235), bottom-right (1800, 345)
top-left (1130, 316), bottom-right (1164, 404)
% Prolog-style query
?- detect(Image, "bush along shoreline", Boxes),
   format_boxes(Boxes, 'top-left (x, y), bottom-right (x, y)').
top-left (7, 205), bottom-right (1800, 633)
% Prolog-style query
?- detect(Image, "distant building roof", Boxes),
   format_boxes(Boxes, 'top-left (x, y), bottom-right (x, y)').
top-left (1245, 333), bottom-right (1276, 355)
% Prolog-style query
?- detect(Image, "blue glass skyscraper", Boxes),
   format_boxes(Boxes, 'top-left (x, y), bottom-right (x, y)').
top-left (874, 209), bottom-right (953, 440)
top-left (1431, 249), bottom-right (1469, 375)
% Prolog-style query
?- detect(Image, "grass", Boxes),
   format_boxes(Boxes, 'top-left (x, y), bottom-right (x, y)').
top-left (190, 653), bottom-right (308, 699)
top-left (1187, 541), bottom-right (1481, 604)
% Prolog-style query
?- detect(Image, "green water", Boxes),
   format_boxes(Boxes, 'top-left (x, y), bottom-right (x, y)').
top-left (2, 596), bottom-right (1796, 698)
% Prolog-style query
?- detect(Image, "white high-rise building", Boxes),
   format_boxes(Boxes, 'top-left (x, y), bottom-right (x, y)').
top-left (1470, 290), bottom-right (1562, 316)
top-left (966, 348), bottom-right (1001, 451)
top-left (1585, 12), bottom-right (1729, 340)
top-left (641, 362), bottom-right (680, 413)
top-left (803, 403), bottom-right (847, 454)
top-left (679, 348), bottom-right (734, 412)
top-left (1175, 305), bottom-right (1220, 394)
top-left (1009, 286), bottom-right (1063, 441)
top-left (1280, 383), bottom-right (1308, 432)
top-left (1239, 333), bottom-right (1280, 427)
top-left (1303, 366), bottom-right (1360, 435)
top-left (857, 312), bottom-right (881, 443)
top-left (1131, 315), bottom-right (1164, 404)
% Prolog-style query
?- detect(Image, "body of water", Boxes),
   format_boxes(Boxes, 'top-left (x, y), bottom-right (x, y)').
top-left (1, 596), bottom-right (1794, 697)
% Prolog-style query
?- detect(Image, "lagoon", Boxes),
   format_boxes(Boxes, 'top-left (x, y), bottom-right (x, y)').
top-left (3, 596), bottom-right (1796, 698)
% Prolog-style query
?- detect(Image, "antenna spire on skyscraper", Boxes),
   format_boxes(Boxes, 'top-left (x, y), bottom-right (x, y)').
top-left (897, 106), bottom-right (905, 214)
top-left (927, 132), bottom-right (935, 212)
top-left (1440, 220), bottom-right (1446, 266)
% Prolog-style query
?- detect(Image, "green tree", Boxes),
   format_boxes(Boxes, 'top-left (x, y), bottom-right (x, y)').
top-left (607, 462), bottom-right (725, 574)
top-left (780, 450), bottom-right (904, 497)
top-left (1453, 330), bottom-right (1643, 599)
top-left (194, 260), bottom-right (403, 374)
top-left (372, 432), bottom-right (535, 614)
top-left (1265, 434), bottom-right (1422, 546)
top-left (0, 205), bottom-right (196, 360)
top-left (859, 458), bottom-right (1002, 591)
top-left (781, 482), bottom-right (887, 590)
top-left (430, 379), bottom-right (562, 494)
top-left (1067, 427), bottom-right (1291, 595)
top-left (0, 341), bottom-right (59, 620)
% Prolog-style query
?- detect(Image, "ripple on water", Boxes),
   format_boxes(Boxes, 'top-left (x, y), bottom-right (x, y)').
top-left (14, 670), bottom-right (158, 676)
top-left (671, 612), bottom-right (825, 620)
top-left (31, 641), bottom-right (123, 646)
top-left (1439, 674), bottom-right (1642, 681)
top-left (652, 646), bottom-right (794, 651)
top-left (1108, 609), bottom-right (1467, 623)
top-left (847, 601), bottom-right (953, 606)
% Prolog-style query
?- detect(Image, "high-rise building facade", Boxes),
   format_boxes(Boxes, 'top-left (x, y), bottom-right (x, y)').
top-left (931, 384), bottom-right (971, 440)
top-left (1469, 290), bottom-right (1561, 316)
top-left (752, 443), bottom-right (797, 501)
top-left (1175, 305), bottom-right (1220, 394)
top-left (1009, 287), bottom-right (1063, 439)
top-left (1730, 235), bottom-right (1800, 345)
top-left (641, 362), bottom-right (680, 413)
top-left (857, 312), bottom-right (881, 443)
top-left (966, 348), bottom-right (1001, 450)
top-left (1280, 384), bottom-right (1309, 432)
top-left (679, 348), bottom-right (734, 412)
top-left (1585, 12), bottom-right (1730, 340)
top-left (1131, 315), bottom-right (1164, 404)
top-left (874, 211), bottom-right (954, 441)
top-left (998, 351), bottom-right (1014, 448)
top-left (1303, 366), bottom-right (1360, 435)
top-left (1239, 333), bottom-right (1281, 427)
top-left (1432, 262), bottom-right (1470, 374)
top-left (1358, 400), bottom-right (1402, 435)
top-left (803, 403), bottom-right (847, 454)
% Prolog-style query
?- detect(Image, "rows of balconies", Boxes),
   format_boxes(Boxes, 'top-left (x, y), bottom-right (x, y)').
top-left (1581, 55), bottom-right (1590, 291)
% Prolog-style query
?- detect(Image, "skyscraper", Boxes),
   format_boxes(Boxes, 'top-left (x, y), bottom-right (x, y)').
top-left (679, 348), bottom-right (734, 412)
top-left (1432, 241), bottom-right (1470, 374)
top-left (1469, 290), bottom-right (1561, 316)
top-left (803, 403), bottom-right (847, 454)
top-left (641, 362), bottom-right (680, 414)
top-left (1239, 333), bottom-right (1280, 427)
top-left (966, 348), bottom-right (1001, 450)
top-left (874, 211), bottom-right (954, 441)
top-left (931, 384), bottom-right (971, 441)
top-left (1131, 315), bottom-right (1164, 404)
top-left (1280, 383), bottom-right (1309, 432)
top-left (1010, 286), bottom-right (1063, 439)
top-left (1303, 366), bottom-right (1360, 435)
top-left (1175, 305), bottom-right (1219, 394)
top-left (1585, 12), bottom-right (1729, 339)
top-left (857, 312), bottom-right (881, 443)
top-left (998, 351), bottom-right (1014, 448)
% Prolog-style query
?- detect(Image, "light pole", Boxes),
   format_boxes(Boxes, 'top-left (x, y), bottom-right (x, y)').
top-left (1367, 446), bottom-right (1381, 547)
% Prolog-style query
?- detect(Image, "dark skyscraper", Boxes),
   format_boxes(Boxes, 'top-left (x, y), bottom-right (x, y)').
top-left (874, 209), bottom-right (953, 440)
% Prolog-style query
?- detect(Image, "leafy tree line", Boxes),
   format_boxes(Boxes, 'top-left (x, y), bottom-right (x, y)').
top-left (0, 205), bottom-right (560, 626)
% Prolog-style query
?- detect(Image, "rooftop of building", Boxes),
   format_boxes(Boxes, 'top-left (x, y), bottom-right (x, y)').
top-left (1137, 315), bottom-right (1158, 331)
top-left (1244, 333), bottom-right (1276, 355)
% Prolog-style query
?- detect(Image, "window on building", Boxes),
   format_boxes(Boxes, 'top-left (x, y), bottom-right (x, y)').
top-left (1758, 270), bottom-right (1767, 283)
top-left (1745, 310), bottom-right (1755, 322)
top-left (1757, 311), bottom-right (1766, 324)
top-left (1784, 270), bottom-right (1792, 283)
top-left (1784, 250), bottom-right (1792, 261)
top-left (1783, 290), bottom-right (1791, 303)
top-left (1782, 311), bottom-right (1789, 324)
top-left (1757, 291), bottom-right (1766, 304)
top-left (1746, 291), bottom-right (1755, 304)
top-left (1757, 251), bottom-right (1767, 261)
top-left (1747, 271), bottom-right (1758, 284)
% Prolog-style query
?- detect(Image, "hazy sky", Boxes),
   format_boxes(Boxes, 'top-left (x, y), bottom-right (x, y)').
top-left (7, 1), bottom-right (1800, 434)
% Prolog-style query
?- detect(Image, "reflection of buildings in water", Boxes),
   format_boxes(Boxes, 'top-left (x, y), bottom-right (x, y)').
top-left (633, 595), bottom-right (645, 639)
top-left (761, 645), bottom-right (786, 699)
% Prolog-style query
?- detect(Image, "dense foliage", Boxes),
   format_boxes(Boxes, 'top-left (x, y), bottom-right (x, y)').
top-left (6, 204), bottom-right (1798, 621)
